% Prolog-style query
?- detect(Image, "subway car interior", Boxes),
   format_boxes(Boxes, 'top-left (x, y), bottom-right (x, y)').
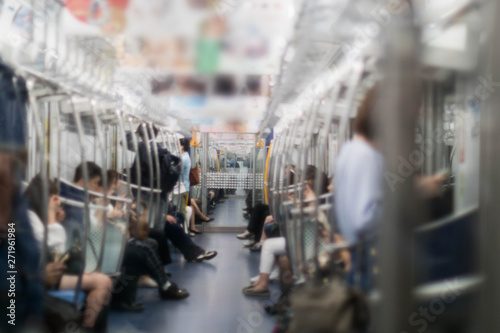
top-left (1, 0), bottom-right (500, 332)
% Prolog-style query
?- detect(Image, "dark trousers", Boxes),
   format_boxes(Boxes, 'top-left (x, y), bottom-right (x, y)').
top-left (163, 216), bottom-right (204, 261)
top-left (245, 190), bottom-right (253, 212)
top-left (247, 203), bottom-right (269, 242)
top-left (148, 228), bottom-right (172, 266)
top-left (113, 238), bottom-right (169, 304)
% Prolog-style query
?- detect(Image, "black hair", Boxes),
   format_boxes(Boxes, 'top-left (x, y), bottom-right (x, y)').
top-left (179, 138), bottom-right (190, 152)
top-left (137, 124), bottom-right (159, 140)
top-left (107, 170), bottom-right (120, 185)
top-left (24, 174), bottom-right (58, 221)
top-left (73, 161), bottom-right (102, 184)
top-left (304, 165), bottom-right (329, 196)
top-left (354, 84), bottom-right (379, 141)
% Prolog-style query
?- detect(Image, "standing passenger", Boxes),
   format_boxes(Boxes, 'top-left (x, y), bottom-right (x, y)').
top-left (334, 86), bottom-right (384, 292)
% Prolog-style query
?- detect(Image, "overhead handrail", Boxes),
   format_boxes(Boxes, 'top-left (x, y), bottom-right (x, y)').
top-left (59, 197), bottom-right (108, 211)
top-left (121, 181), bottom-right (162, 193)
top-left (59, 178), bottom-right (132, 203)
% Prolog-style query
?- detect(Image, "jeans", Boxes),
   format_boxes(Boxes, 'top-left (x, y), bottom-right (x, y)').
top-left (347, 239), bottom-right (376, 293)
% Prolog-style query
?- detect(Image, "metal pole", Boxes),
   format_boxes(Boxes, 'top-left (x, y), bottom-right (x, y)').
top-left (252, 134), bottom-right (257, 207)
top-left (201, 133), bottom-right (209, 216)
top-left (376, 4), bottom-right (423, 333)
top-left (479, 1), bottom-right (500, 331)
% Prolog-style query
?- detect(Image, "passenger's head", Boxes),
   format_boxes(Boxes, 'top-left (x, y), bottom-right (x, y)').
top-left (354, 84), bottom-right (379, 142)
top-left (106, 170), bottom-right (121, 194)
top-left (73, 161), bottom-right (102, 192)
top-left (304, 165), bottom-right (329, 200)
top-left (179, 138), bottom-right (190, 153)
top-left (24, 175), bottom-right (59, 221)
top-left (137, 124), bottom-right (158, 142)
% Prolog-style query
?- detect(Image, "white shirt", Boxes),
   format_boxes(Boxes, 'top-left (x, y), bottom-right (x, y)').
top-left (334, 139), bottom-right (384, 245)
top-left (27, 210), bottom-right (67, 255)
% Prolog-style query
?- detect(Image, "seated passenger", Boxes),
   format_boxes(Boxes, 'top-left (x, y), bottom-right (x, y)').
top-left (60, 161), bottom-right (104, 245)
top-left (24, 175), bottom-right (113, 330)
top-left (163, 201), bottom-right (217, 262)
top-left (243, 166), bottom-right (350, 297)
top-left (191, 198), bottom-right (214, 223)
top-left (115, 201), bottom-right (190, 309)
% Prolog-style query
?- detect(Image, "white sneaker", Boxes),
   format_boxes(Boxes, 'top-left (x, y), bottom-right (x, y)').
top-left (243, 239), bottom-right (256, 247)
top-left (237, 230), bottom-right (253, 240)
top-left (250, 267), bottom-right (279, 284)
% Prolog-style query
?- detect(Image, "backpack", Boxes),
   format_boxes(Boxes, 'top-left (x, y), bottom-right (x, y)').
top-left (158, 147), bottom-right (181, 198)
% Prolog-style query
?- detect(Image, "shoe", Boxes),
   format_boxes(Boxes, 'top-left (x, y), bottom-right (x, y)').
top-left (189, 228), bottom-right (202, 234)
top-left (195, 251), bottom-right (218, 262)
top-left (160, 283), bottom-right (190, 300)
top-left (243, 207), bottom-right (250, 211)
top-left (242, 285), bottom-right (270, 297)
top-left (236, 230), bottom-right (253, 240)
top-left (243, 240), bottom-right (256, 247)
top-left (138, 276), bottom-right (159, 288)
top-left (269, 266), bottom-right (279, 280)
top-left (243, 213), bottom-right (251, 220)
top-left (250, 268), bottom-right (279, 284)
top-left (111, 302), bottom-right (144, 312)
top-left (203, 217), bottom-right (214, 222)
top-left (249, 242), bottom-right (262, 252)
top-left (188, 232), bottom-right (196, 237)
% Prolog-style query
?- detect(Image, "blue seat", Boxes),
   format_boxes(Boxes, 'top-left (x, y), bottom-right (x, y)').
top-left (48, 290), bottom-right (87, 309)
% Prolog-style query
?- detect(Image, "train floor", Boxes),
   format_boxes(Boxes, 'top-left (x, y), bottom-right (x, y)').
top-left (109, 199), bottom-right (278, 333)
top-left (210, 192), bottom-right (248, 227)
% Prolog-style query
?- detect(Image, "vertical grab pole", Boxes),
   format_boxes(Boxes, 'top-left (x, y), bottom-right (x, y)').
top-left (252, 134), bottom-right (257, 207)
top-left (376, 4), bottom-right (423, 332)
top-left (69, 95), bottom-right (90, 303)
top-left (479, 0), bottom-right (500, 331)
top-left (25, 78), bottom-right (49, 285)
top-left (201, 133), bottom-right (209, 216)
top-left (139, 121), bottom-right (155, 227)
top-left (125, 116), bottom-right (142, 238)
top-left (90, 101), bottom-right (108, 272)
top-left (148, 123), bottom-right (161, 229)
top-left (114, 111), bottom-right (132, 273)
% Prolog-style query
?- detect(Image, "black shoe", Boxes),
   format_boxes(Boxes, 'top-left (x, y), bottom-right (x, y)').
top-left (111, 302), bottom-right (144, 312)
top-left (243, 213), bottom-right (251, 219)
top-left (189, 228), bottom-right (202, 234)
top-left (195, 250), bottom-right (218, 262)
top-left (160, 282), bottom-right (190, 300)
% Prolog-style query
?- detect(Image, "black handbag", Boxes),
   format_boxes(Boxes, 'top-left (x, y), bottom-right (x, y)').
top-left (62, 230), bottom-right (84, 275)
top-left (43, 294), bottom-right (82, 333)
